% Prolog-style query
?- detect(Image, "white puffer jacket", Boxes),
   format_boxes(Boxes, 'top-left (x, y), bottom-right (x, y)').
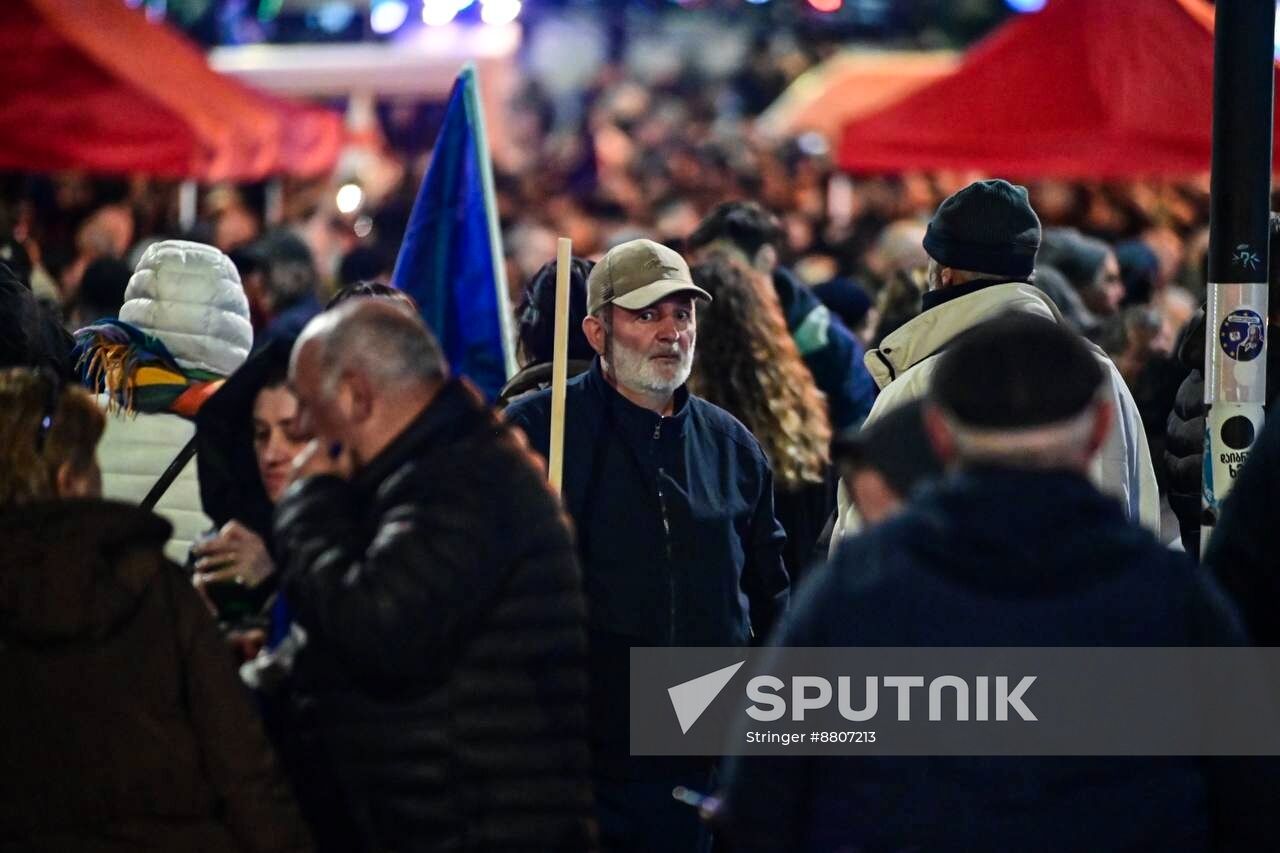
top-left (98, 241), bottom-right (252, 563)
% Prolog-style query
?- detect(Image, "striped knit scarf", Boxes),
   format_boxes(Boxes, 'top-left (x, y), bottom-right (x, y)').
top-left (73, 320), bottom-right (224, 418)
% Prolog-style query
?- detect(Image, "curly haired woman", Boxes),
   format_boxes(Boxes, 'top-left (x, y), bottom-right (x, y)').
top-left (689, 254), bottom-right (834, 581)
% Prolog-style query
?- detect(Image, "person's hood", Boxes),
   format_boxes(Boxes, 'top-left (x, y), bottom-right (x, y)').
top-left (118, 240), bottom-right (252, 378)
top-left (813, 276), bottom-right (874, 332)
top-left (0, 259), bottom-right (75, 379)
top-left (895, 468), bottom-right (1142, 594)
top-left (1039, 228), bottom-right (1109, 291)
top-left (496, 359), bottom-right (593, 409)
top-left (1032, 263), bottom-right (1100, 337)
top-left (865, 282), bottom-right (1061, 390)
top-left (195, 336), bottom-right (295, 542)
top-left (0, 500), bottom-right (170, 645)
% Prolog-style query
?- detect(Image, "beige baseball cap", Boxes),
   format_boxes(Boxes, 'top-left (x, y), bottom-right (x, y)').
top-left (587, 238), bottom-right (712, 315)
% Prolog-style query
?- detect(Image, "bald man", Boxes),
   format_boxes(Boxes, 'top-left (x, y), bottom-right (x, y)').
top-left (273, 301), bottom-right (597, 852)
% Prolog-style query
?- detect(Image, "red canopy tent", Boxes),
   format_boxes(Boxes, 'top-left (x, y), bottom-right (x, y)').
top-left (838, 0), bottom-right (1273, 179)
top-left (0, 0), bottom-right (343, 181)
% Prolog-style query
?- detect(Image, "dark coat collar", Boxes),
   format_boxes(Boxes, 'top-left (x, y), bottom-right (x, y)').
top-left (583, 357), bottom-right (690, 441)
top-left (921, 277), bottom-right (1028, 312)
top-left (353, 378), bottom-right (490, 496)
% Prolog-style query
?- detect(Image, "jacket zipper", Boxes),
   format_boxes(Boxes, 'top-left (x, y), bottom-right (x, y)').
top-left (874, 348), bottom-right (897, 382)
top-left (654, 419), bottom-right (675, 645)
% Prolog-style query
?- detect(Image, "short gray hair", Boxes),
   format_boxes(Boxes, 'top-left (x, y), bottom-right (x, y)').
top-left (927, 259), bottom-right (1009, 291)
top-left (943, 397), bottom-right (1101, 470)
top-left (313, 301), bottom-right (447, 397)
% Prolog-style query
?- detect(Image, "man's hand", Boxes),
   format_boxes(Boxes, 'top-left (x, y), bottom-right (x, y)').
top-left (289, 438), bottom-right (354, 485)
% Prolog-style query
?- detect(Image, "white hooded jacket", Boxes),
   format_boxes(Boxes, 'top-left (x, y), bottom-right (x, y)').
top-left (830, 282), bottom-right (1161, 552)
top-left (96, 241), bottom-right (253, 562)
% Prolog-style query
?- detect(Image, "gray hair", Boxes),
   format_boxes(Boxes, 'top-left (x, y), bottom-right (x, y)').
top-left (927, 259), bottom-right (1010, 291)
top-left (591, 303), bottom-right (614, 367)
top-left (306, 301), bottom-right (447, 398)
top-left (943, 397), bottom-right (1101, 470)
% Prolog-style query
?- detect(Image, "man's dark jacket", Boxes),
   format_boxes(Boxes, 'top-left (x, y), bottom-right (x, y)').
top-left (723, 468), bottom-right (1270, 853)
top-left (273, 379), bottom-right (596, 852)
top-left (773, 266), bottom-right (876, 430)
top-left (505, 360), bottom-right (789, 773)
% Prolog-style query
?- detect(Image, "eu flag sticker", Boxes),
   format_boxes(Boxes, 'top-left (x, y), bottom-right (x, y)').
top-left (1219, 309), bottom-right (1265, 362)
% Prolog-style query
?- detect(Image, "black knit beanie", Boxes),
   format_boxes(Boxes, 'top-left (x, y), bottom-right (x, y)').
top-left (930, 313), bottom-right (1103, 429)
top-left (923, 179), bottom-right (1041, 279)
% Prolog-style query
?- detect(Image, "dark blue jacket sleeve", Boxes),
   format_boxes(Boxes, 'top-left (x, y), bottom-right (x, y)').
top-left (742, 464), bottom-right (789, 644)
top-left (503, 398), bottom-right (551, 457)
top-left (775, 267), bottom-right (876, 431)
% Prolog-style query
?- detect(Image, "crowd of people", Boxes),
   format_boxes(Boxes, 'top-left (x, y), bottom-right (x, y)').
top-left (1, 41), bottom-right (1279, 853)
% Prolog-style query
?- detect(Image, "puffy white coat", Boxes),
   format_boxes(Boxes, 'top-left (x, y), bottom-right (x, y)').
top-left (831, 282), bottom-right (1161, 552)
top-left (97, 241), bottom-right (252, 562)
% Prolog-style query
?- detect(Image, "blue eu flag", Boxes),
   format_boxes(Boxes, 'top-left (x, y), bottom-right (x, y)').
top-left (391, 64), bottom-right (515, 399)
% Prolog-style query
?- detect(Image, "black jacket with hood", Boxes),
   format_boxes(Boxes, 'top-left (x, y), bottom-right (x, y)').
top-left (197, 336), bottom-right (297, 546)
top-left (194, 337), bottom-right (298, 624)
top-left (0, 500), bottom-right (311, 853)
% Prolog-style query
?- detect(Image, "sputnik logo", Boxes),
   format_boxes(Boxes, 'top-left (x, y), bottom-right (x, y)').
top-left (667, 661), bottom-right (746, 734)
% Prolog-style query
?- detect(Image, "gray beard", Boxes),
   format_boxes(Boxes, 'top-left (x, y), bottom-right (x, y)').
top-left (605, 338), bottom-right (693, 398)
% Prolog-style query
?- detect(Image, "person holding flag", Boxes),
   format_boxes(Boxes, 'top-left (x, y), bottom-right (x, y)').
top-left (506, 238), bottom-right (789, 853)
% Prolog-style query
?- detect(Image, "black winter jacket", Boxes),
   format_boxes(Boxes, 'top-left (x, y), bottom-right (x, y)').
top-left (505, 360), bottom-right (789, 775)
top-left (723, 468), bottom-right (1272, 853)
top-left (273, 379), bottom-right (596, 852)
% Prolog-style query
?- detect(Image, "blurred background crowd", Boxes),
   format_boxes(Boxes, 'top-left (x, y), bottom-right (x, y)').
top-left (0, 0), bottom-right (1260, 544)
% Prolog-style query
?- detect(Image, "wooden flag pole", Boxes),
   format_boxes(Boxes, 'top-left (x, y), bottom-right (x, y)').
top-left (548, 237), bottom-right (572, 494)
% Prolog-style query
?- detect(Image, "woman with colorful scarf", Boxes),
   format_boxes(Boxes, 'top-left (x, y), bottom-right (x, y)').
top-left (74, 240), bottom-right (253, 562)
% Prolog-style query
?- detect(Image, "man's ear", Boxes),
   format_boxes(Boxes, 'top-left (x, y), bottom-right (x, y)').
top-left (922, 403), bottom-right (957, 466)
top-left (753, 245), bottom-right (778, 273)
top-left (341, 370), bottom-right (375, 422)
top-left (582, 314), bottom-right (607, 357)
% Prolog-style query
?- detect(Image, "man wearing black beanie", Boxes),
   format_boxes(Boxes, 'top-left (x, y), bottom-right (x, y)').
top-left (721, 314), bottom-right (1269, 853)
top-left (830, 179), bottom-right (1159, 550)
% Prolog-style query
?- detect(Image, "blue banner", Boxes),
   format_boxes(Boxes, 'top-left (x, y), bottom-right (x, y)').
top-left (391, 64), bottom-right (514, 399)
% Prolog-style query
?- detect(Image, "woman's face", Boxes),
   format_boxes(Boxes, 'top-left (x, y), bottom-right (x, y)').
top-left (253, 384), bottom-right (310, 504)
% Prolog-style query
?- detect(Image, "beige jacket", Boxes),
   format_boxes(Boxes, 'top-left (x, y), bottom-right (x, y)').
top-left (831, 282), bottom-right (1161, 552)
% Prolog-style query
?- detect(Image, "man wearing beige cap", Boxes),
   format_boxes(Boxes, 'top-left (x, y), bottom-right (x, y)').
top-left (507, 238), bottom-right (790, 853)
